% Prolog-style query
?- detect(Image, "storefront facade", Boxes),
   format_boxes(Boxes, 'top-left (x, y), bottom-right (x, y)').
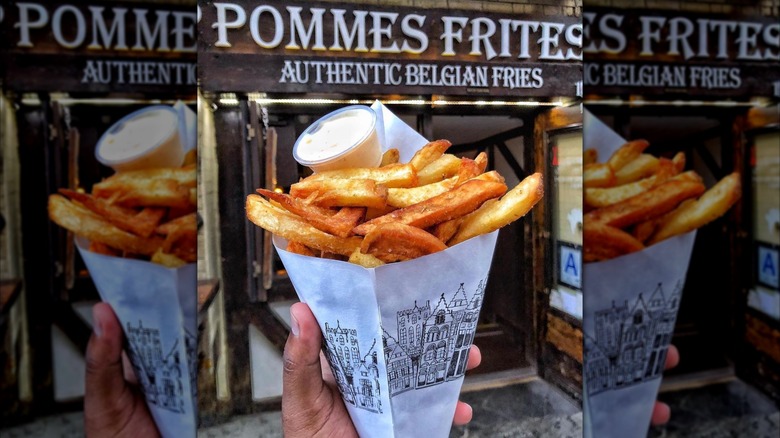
top-left (0, 0), bottom-right (197, 423)
top-left (583, 1), bottom-right (780, 409)
top-left (196, 0), bottom-right (585, 423)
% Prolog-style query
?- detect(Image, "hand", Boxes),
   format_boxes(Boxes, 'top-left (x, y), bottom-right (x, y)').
top-left (84, 302), bottom-right (160, 438)
top-left (650, 344), bottom-right (680, 426)
top-left (282, 302), bottom-right (481, 437)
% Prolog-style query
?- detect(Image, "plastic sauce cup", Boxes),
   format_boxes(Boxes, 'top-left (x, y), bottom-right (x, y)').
top-left (95, 105), bottom-right (184, 172)
top-left (293, 105), bottom-right (381, 173)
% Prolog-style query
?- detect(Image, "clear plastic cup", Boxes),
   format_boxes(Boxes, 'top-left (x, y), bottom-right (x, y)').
top-left (293, 105), bottom-right (381, 173)
top-left (96, 105), bottom-right (184, 172)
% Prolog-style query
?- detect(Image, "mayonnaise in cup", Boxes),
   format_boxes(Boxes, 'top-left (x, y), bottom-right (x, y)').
top-left (293, 105), bottom-right (381, 172)
top-left (96, 105), bottom-right (184, 172)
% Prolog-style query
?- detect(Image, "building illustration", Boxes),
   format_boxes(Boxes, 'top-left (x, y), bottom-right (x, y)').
top-left (321, 279), bottom-right (488, 413)
top-left (386, 279), bottom-right (486, 396)
top-left (323, 322), bottom-right (383, 414)
top-left (125, 320), bottom-right (188, 414)
top-left (585, 282), bottom-right (682, 396)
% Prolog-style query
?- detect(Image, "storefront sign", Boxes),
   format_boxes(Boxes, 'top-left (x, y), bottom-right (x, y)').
top-left (584, 8), bottom-right (780, 98)
top-left (0, 2), bottom-right (197, 94)
top-left (197, 1), bottom-right (582, 96)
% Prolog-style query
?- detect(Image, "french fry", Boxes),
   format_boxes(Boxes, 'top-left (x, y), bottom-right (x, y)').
top-left (585, 176), bottom-right (657, 208)
top-left (290, 178), bottom-right (389, 209)
top-left (386, 177), bottom-right (457, 208)
top-left (584, 163), bottom-right (616, 188)
top-left (614, 154), bottom-right (659, 185)
top-left (409, 139), bottom-right (452, 171)
top-left (151, 248), bottom-right (188, 268)
top-left (584, 222), bottom-right (645, 262)
top-left (360, 222), bottom-right (447, 262)
top-left (300, 163), bottom-right (417, 188)
top-left (48, 194), bottom-right (165, 256)
top-left (246, 194), bottom-right (363, 256)
top-left (584, 148), bottom-right (598, 166)
top-left (449, 172), bottom-right (544, 246)
top-left (257, 188), bottom-right (364, 237)
top-left (353, 179), bottom-right (508, 236)
top-left (584, 179), bottom-right (706, 229)
top-left (648, 172), bottom-right (741, 244)
top-left (380, 148), bottom-right (400, 166)
top-left (58, 189), bottom-right (165, 238)
top-left (287, 241), bottom-right (318, 257)
top-left (348, 247), bottom-right (386, 268)
top-left (607, 139), bottom-right (650, 171)
top-left (416, 154), bottom-right (462, 185)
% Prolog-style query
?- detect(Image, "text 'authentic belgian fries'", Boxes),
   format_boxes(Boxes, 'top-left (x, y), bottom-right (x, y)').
top-left (48, 150), bottom-right (198, 268)
top-left (246, 139), bottom-right (544, 267)
top-left (583, 140), bottom-right (742, 263)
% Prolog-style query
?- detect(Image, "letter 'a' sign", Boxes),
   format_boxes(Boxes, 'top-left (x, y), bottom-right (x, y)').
top-left (758, 244), bottom-right (779, 290)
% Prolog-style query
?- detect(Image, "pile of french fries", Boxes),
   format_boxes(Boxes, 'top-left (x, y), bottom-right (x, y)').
top-left (48, 150), bottom-right (197, 268)
top-left (246, 139), bottom-right (544, 267)
top-left (583, 140), bottom-right (741, 262)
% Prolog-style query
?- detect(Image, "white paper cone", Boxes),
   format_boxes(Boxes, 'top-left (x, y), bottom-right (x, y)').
top-left (582, 109), bottom-right (697, 438)
top-left (582, 231), bottom-right (695, 438)
top-left (268, 102), bottom-right (503, 437)
top-left (276, 231), bottom-right (498, 438)
top-left (76, 238), bottom-right (197, 438)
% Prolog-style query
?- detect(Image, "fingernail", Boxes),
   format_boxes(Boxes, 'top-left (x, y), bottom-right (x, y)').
top-left (290, 311), bottom-right (300, 337)
top-left (92, 306), bottom-right (104, 338)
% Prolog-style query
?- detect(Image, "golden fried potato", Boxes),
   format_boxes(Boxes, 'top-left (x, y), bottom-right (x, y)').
top-left (353, 179), bottom-right (507, 236)
top-left (48, 194), bottom-right (164, 256)
top-left (360, 222), bottom-right (447, 262)
top-left (246, 194), bottom-right (362, 256)
top-left (449, 172), bottom-right (544, 246)
top-left (648, 172), bottom-right (742, 244)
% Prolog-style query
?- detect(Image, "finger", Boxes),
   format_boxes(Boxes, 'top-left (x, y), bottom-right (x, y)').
top-left (452, 401), bottom-right (473, 426)
top-left (84, 302), bottom-right (128, 423)
top-left (650, 401), bottom-right (671, 426)
top-left (282, 302), bottom-right (327, 411)
top-left (665, 345), bottom-right (680, 370)
top-left (84, 302), bottom-right (133, 431)
top-left (466, 345), bottom-right (482, 371)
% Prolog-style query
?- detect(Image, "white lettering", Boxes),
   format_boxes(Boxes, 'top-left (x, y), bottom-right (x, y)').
top-left (212, 3), bottom-right (245, 48)
top-left (286, 6), bottom-right (325, 50)
top-left (52, 5), bottom-right (86, 49)
top-left (133, 9), bottom-right (170, 51)
top-left (88, 6), bottom-right (128, 50)
top-left (250, 5), bottom-right (283, 48)
top-left (15, 2), bottom-right (48, 47)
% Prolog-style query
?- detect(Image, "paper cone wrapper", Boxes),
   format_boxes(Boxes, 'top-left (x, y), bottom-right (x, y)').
top-left (270, 102), bottom-right (502, 437)
top-left (582, 110), bottom-right (696, 438)
top-left (276, 231), bottom-right (498, 438)
top-left (76, 237), bottom-right (197, 438)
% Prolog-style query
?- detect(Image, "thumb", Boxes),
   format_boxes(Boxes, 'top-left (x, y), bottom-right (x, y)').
top-left (282, 303), bottom-right (330, 427)
top-left (84, 302), bottom-right (128, 419)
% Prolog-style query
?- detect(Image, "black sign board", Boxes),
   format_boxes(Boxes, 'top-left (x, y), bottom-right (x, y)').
top-left (584, 8), bottom-right (780, 99)
top-left (197, 1), bottom-right (582, 97)
top-left (0, 1), bottom-right (197, 95)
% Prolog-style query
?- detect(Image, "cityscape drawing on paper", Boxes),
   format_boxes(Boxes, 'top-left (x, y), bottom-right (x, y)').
top-left (125, 320), bottom-right (193, 414)
top-left (584, 282), bottom-right (682, 396)
top-left (322, 279), bottom-right (486, 413)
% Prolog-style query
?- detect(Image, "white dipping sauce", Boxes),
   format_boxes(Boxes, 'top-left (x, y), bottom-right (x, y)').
top-left (98, 109), bottom-right (177, 161)
top-left (295, 109), bottom-right (374, 162)
top-left (96, 106), bottom-right (184, 171)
